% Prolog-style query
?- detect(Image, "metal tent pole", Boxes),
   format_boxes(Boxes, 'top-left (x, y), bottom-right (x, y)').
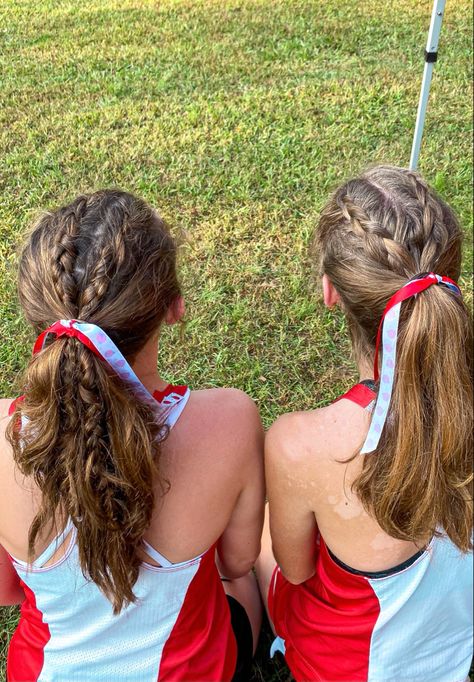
top-left (409, 0), bottom-right (446, 170)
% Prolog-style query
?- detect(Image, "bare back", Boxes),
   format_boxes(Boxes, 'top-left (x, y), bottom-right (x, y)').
top-left (0, 387), bottom-right (264, 574)
top-left (265, 388), bottom-right (427, 582)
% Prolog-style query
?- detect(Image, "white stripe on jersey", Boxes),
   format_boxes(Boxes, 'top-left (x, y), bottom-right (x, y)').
top-left (367, 535), bottom-right (473, 682)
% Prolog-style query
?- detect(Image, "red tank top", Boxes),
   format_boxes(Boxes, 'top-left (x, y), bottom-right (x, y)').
top-left (268, 383), bottom-right (473, 682)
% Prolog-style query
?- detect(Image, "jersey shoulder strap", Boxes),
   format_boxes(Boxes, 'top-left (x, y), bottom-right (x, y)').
top-left (335, 381), bottom-right (376, 409)
top-left (153, 384), bottom-right (190, 430)
top-left (8, 395), bottom-right (25, 416)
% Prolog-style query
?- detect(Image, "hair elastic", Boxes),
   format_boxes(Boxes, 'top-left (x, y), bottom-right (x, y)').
top-left (33, 320), bottom-right (185, 421)
top-left (360, 273), bottom-right (461, 454)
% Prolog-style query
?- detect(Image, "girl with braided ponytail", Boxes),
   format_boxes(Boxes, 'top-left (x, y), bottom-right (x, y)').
top-left (257, 165), bottom-right (473, 682)
top-left (0, 190), bottom-right (264, 681)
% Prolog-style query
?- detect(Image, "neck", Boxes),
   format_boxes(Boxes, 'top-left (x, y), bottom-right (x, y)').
top-left (357, 355), bottom-right (375, 383)
top-left (130, 334), bottom-right (168, 394)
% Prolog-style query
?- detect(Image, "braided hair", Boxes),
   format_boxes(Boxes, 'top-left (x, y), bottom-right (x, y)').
top-left (313, 165), bottom-right (473, 552)
top-left (7, 190), bottom-right (181, 613)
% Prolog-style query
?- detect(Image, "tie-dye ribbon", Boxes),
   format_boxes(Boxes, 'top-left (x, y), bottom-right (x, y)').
top-left (33, 320), bottom-right (184, 420)
top-left (360, 273), bottom-right (461, 454)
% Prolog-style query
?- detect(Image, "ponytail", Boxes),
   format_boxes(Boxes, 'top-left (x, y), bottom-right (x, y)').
top-left (7, 339), bottom-right (162, 613)
top-left (8, 190), bottom-right (181, 612)
top-left (316, 165), bottom-right (473, 552)
top-left (355, 283), bottom-right (473, 551)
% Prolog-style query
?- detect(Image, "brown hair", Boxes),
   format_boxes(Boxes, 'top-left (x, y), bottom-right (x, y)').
top-left (314, 165), bottom-right (473, 551)
top-left (6, 190), bottom-right (181, 612)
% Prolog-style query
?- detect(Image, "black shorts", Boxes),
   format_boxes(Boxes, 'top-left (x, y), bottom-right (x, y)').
top-left (226, 595), bottom-right (253, 682)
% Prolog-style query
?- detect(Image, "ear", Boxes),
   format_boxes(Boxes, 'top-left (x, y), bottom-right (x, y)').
top-left (322, 274), bottom-right (341, 308)
top-left (164, 296), bottom-right (185, 326)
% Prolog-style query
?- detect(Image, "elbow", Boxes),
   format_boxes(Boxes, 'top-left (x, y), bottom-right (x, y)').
top-left (273, 543), bottom-right (317, 585)
top-left (218, 547), bottom-right (261, 579)
top-left (219, 558), bottom-right (257, 579)
top-left (221, 567), bottom-right (251, 580)
top-left (284, 575), bottom-right (310, 585)
top-left (280, 567), bottom-right (315, 585)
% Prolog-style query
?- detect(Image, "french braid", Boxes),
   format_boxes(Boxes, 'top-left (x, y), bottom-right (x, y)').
top-left (338, 194), bottom-right (417, 276)
top-left (49, 196), bottom-right (88, 315)
top-left (9, 190), bottom-right (180, 612)
top-left (314, 165), bottom-right (472, 552)
top-left (78, 223), bottom-right (128, 319)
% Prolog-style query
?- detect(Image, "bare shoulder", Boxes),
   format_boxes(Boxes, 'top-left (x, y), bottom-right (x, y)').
top-left (192, 386), bottom-right (258, 411)
top-left (265, 407), bottom-right (326, 462)
top-left (266, 399), bottom-right (369, 470)
top-left (172, 387), bottom-right (263, 468)
top-left (189, 387), bottom-right (261, 432)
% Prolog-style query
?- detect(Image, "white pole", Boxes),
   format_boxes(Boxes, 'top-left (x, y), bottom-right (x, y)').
top-left (409, 0), bottom-right (446, 170)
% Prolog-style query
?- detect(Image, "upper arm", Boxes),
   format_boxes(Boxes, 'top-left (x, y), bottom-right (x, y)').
top-left (0, 399), bottom-right (24, 605)
top-left (0, 402), bottom-right (14, 525)
top-left (216, 392), bottom-right (265, 577)
top-left (265, 414), bottom-right (319, 584)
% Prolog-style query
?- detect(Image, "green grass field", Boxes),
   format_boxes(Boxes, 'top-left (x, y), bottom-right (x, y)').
top-left (0, 0), bottom-right (472, 679)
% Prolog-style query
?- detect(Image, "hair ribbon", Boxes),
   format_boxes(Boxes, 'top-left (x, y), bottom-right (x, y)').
top-left (360, 273), bottom-right (461, 454)
top-left (33, 320), bottom-right (185, 420)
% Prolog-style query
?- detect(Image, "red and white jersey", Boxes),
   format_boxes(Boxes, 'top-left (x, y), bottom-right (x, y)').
top-left (7, 385), bottom-right (237, 682)
top-left (268, 383), bottom-right (474, 682)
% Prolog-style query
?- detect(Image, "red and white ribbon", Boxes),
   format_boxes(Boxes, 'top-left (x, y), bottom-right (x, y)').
top-left (33, 320), bottom-right (181, 421)
top-left (360, 273), bottom-right (461, 454)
